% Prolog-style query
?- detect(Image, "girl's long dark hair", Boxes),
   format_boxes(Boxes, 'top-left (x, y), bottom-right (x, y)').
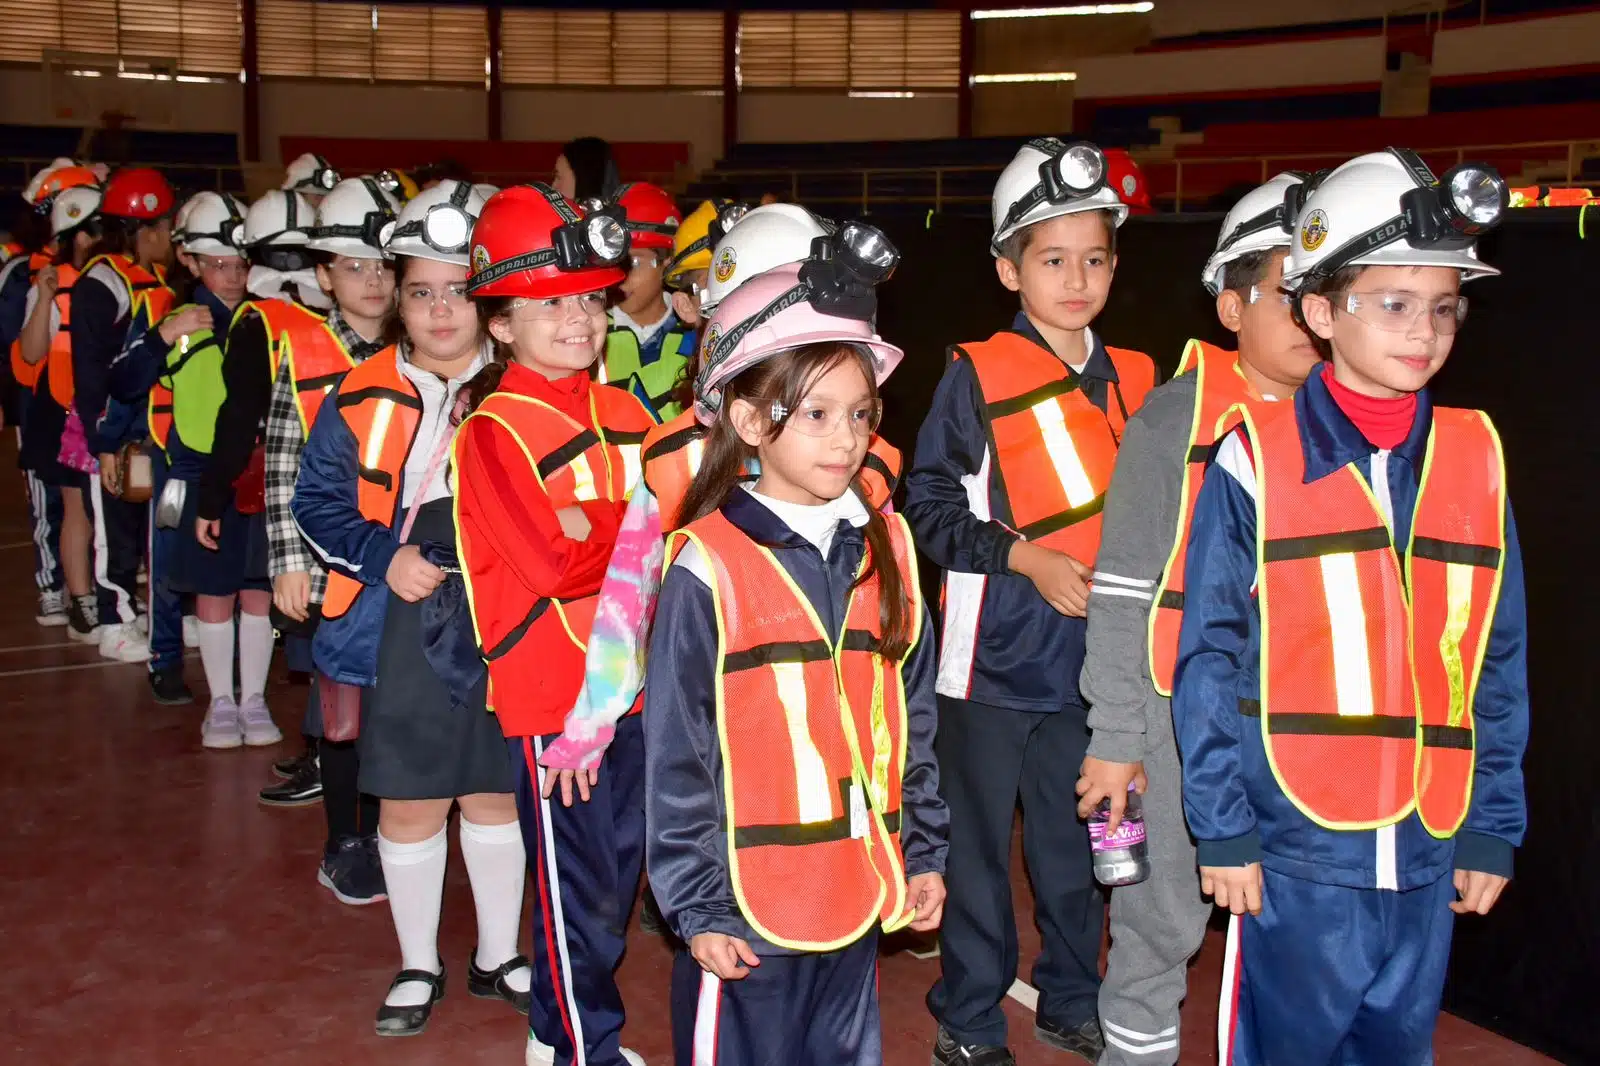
top-left (457, 295), bottom-right (517, 421)
top-left (677, 342), bottom-right (912, 659)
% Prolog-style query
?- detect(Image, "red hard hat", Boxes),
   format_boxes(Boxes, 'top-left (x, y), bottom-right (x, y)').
top-left (100, 168), bottom-right (176, 220)
top-left (614, 182), bottom-right (681, 251)
top-left (467, 184), bottom-right (628, 299)
top-left (1104, 149), bottom-right (1153, 214)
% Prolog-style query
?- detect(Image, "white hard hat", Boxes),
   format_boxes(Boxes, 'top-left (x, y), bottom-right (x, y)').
top-left (243, 190), bottom-right (317, 247)
top-left (181, 192), bottom-right (249, 258)
top-left (307, 177), bottom-right (399, 259)
top-left (991, 138), bottom-right (1128, 254)
top-left (702, 202), bottom-right (831, 313)
top-left (1282, 149), bottom-right (1504, 291)
top-left (283, 152), bottom-right (340, 195)
top-left (1202, 172), bottom-right (1312, 296)
top-left (380, 179), bottom-right (492, 266)
top-left (50, 186), bottom-right (102, 238)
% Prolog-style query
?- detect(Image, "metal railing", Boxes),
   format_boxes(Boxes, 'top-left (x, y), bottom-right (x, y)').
top-left (704, 137), bottom-right (1599, 214)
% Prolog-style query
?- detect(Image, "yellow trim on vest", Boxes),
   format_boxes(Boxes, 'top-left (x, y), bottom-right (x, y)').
top-left (1147, 340), bottom-right (1211, 696)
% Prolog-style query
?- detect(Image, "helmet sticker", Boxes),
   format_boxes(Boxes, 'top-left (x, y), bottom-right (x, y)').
top-left (1121, 174), bottom-right (1138, 197)
top-left (143, 193), bottom-right (160, 212)
top-left (713, 246), bottom-right (737, 284)
top-left (701, 324), bottom-right (722, 362)
top-left (1300, 209), bottom-right (1329, 252)
top-left (66, 202), bottom-right (83, 220)
top-left (471, 244), bottom-right (491, 275)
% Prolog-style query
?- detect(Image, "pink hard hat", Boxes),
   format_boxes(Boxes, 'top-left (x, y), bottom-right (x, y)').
top-left (693, 262), bottom-right (904, 426)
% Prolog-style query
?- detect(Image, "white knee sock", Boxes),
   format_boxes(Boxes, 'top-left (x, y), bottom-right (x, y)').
top-left (377, 826), bottom-right (448, 1007)
top-left (459, 817), bottom-right (531, 994)
top-left (236, 611), bottom-right (275, 700)
top-left (195, 619), bottom-right (235, 702)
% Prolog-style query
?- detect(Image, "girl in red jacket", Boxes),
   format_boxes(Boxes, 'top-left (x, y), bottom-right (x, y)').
top-left (454, 185), bottom-right (656, 1066)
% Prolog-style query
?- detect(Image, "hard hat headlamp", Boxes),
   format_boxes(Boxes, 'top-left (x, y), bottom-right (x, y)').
top-left (465, 183), bottom-right (632, 295)
top-left (188, 199), bottom-right (248, 253)
top-left (1301, 149), bottom-right (1507, 284)
top-left (995, 138), bottom-right (1110, 245)
top-left (382, 181), bottom-right (476, 255)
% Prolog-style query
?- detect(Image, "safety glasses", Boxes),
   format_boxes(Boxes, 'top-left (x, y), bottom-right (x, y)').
top-left (769, 397), bottom-right (883, 438)
top-left (1341, 290), bottom-right (1469, 335)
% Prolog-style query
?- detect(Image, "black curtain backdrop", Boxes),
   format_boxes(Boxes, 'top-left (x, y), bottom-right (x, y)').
top-left (869, 209), bottom-right (1599, 1066)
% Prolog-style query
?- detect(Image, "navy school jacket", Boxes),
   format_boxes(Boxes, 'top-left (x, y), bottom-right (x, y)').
top-left (1173, 364), bottom-right (1529, 889)
top-left (904, 312), bottom-right (1132, 713)
top-left (643, 488), bottom-right (949, 954)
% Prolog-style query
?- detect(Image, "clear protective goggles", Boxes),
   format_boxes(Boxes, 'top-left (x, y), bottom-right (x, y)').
top-left (995, 138), bottom-right (1109, 241)
top-left (769, 397), bottom-right (883, 439)
top-left (1341, 290), bottom-right (1469, 335)
top-left (381, 181), bottom-right (476, 255)
top-left (466, 184), bottom-right (630, 295)
top-left (1301, 149), bottom-right (1507, 284)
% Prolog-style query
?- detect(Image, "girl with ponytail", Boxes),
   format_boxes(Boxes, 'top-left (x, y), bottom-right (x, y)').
top-left (641, 262), bottom-right (948, 1066)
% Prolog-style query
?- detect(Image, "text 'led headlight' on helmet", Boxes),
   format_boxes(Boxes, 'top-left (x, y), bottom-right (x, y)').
top-left (703, 219), bottom-right (899, 373)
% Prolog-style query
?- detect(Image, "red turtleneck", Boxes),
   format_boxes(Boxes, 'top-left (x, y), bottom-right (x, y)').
top-left (1324, 370), bottom-right (1417, 450)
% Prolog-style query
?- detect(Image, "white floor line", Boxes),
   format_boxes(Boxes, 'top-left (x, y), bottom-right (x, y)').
top-left (0, 642), bottom-right (106, 654)
top-left (0, 540), bottom-right (36, 550)
top-left (0, 658), bottom-right (146, 678)
top-left (1007, 979), bottom-right (1039, 1012)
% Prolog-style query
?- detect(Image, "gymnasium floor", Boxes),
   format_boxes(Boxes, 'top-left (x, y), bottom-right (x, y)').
top-left (0, 454), bottom-right (1552, 1066)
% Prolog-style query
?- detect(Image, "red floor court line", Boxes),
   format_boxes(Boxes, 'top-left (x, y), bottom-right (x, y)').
top-left (0, 456), bottom-right (1553, 1066)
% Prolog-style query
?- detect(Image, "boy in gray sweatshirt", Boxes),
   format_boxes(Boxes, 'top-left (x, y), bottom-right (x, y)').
top-left (1075, 172), bottom-right (1324, 1065)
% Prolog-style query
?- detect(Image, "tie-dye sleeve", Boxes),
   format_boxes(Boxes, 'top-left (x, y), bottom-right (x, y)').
top-left (538, 472), bottom-right (667, 771)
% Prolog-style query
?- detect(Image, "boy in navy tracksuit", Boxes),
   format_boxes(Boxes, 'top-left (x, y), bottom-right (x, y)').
top-left (908, 139), bottom-right (1157, 1065)
top-left (1175, 150), bottom-right (1528, 1066)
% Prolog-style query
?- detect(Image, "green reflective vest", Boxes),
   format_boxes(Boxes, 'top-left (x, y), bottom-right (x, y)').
top-left (159, 305), bottom-right (227, 455)
top-left (604, 325), bottom-right (692, 421)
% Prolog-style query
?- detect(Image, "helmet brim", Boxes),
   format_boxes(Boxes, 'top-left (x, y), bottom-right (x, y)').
top-left (469, 265), bottom-right (626, 301)
top-left (1283, 245), bottom-right (1500, 290)
top-left (694, 330), bottom-right (904, 426)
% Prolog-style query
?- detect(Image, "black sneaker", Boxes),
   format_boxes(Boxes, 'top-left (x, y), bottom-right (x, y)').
top-left (932, 1027), bottom-right (1016, 1066)
top-left (67, 595), bottom-right (100, 644)
top-left (317, 835), bottom-right (388, 905)
top-left (259, 755), bottom-right (323, 807)
top-left (1034, 1018), bottom-right (1105, 1062)
top-left (147, 666), bottom-right (195, 706)
top-left (273, 742), bottom-right (317, 780)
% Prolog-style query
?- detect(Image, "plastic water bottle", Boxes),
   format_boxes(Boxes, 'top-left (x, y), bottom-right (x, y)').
top-left (1089, 784), bottom-right (1151, 886)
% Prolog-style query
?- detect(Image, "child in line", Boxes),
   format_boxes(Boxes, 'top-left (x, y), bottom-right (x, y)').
top-left (644, 259), bottom-right (947, 1066)
top-left (1076, 172), bottom-right (1324, 1065)
top-left (908, 138), bottom-right (1156, 1065)
top-left (453, 183), bottom-right (657, 1066)
top-left (1174, 150), bottom-right (1528, 1065)
top-left (602, 183), bottom-right (691, 419)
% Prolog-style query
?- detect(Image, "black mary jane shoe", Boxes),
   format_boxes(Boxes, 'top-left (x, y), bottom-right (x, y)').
top-left (467, 951), bottom-right (532, 1015)
top-left (374, 966), bottom-right (447, 1037)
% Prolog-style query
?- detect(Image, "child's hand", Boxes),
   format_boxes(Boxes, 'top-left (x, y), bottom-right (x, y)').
top-left (557, 505), bottom-right (593, 542)
top-left (1451, 869), bottom-right (1509, 915)
top-left (690, 933), bottom-right (761, 980)
top-left (386, 544), bottom-right (445, 602)
top-left (907, 872), bottom-right (947, 931)
top-left (1009, 541), bottom-right (1091, 617)
top-left (159, 306), bottom-right (212, 345)
top-left (1201, 863), bottom-right (1263, 916)
top-left (542, 766), bottom-right (599, 807)
top-left (1076, 757), bottom-right (1148, 834)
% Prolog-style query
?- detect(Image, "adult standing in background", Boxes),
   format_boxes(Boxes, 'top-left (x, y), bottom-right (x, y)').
top-left (553, 137), bottom-right (621, 203)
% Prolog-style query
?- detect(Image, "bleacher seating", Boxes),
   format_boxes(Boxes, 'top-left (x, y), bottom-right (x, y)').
top-left (0, 124), bottom-right (246, 195)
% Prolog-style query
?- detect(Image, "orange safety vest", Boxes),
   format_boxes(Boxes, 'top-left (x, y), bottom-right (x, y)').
top-left (1147, 340), bottom-right (1279, 696)
top-left (8, 253), bottom-right (53, 393)
top-left (233, 298), bottom-right (329, 384)
top-left (321, 349), bottom-right (431, 621)
top-left (955, 331), bottom-right (1155, 565)
top-left (667, 506), bottom-right (924, 951)
top-left (641, 409), bottom-right (903, 532)
top-left (75, 255), bottom-right (169, 415)
top-left (454, 382), bottom-right (655, 719)
top-left (1509, 185), bottom-right (1596, 208)
top-left (283, 317), bottom-right (357, 439)
top-left (41, 263), bottom-right (82, 410)
top-left (1245, 401), bottom-right (1506, 838)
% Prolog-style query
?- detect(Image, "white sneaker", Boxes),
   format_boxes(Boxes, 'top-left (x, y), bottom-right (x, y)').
top-left (99, 622), bottom-right (151, 663)
top-left (183, 615), bottom-right (200, 649)
top-left (132, 612), bottom-right (149, 637)
top-left (201, 697), bottom-right (243, 749)
top-left (621, 1051), bottom-right (646, 1066)
top-left (525, 1035), bottom-right (555, 1066)
top-left (239, 694), bottom-right (283, 747)
top-left (36, 590), bottom-right (68, 627)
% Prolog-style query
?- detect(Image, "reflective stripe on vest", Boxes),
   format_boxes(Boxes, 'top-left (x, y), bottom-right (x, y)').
top-left (1248, 402), bottom-right (1505, 837)
top-left (957, 333), bottom-right (1155, 565)
top-left (1147, 340), bottom-right (1271, 696)
top-left (603, 325), bottom-right (692, 420)
top-left (232, 298), bottom-right (327, 384)
top-left (7, 254), bottom-right (51, 392)
top-left (152, 308), bottom-right (226, 454)
top-left (667, 508), bottom-right (923, 951)
top-left (283, 319), bottom-right (357, 439)
top-left (454, 383), bottom-right (655, 710)
top-left (321, 349), bottom-right (423, 621)
top-left (642, 410), bottom-right (903, 534)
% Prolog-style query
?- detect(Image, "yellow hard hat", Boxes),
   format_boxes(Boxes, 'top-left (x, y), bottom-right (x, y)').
top-left (666, 199), bottom-right (725, 284)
